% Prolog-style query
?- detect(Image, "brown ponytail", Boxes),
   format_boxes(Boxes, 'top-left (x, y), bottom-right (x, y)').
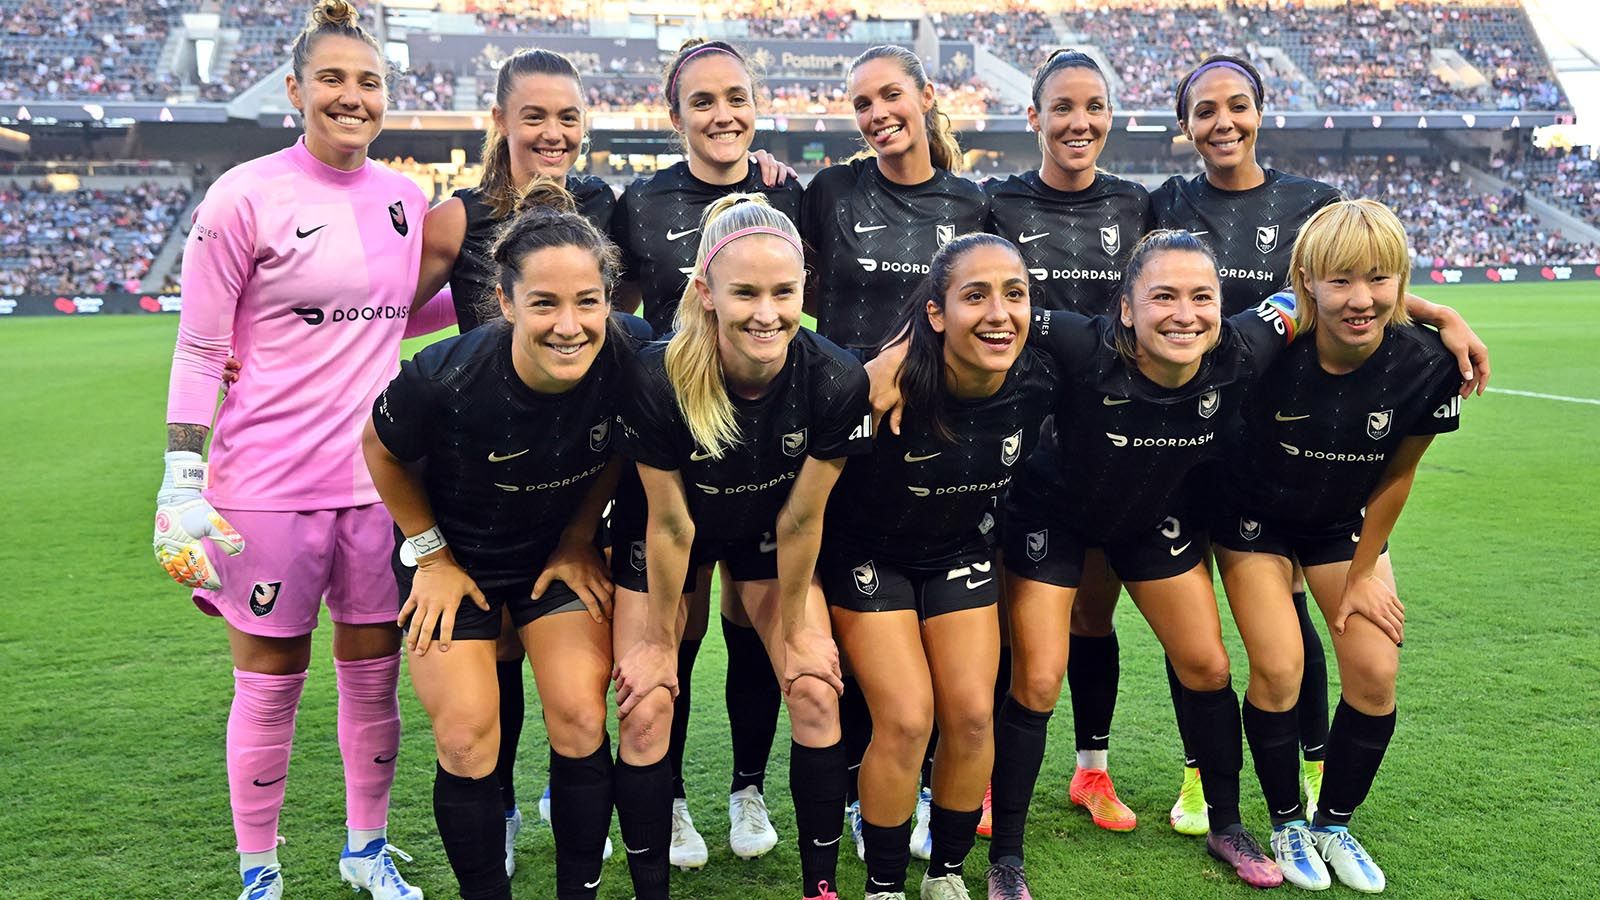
top-left (849, 45), bottom-right (964, 173)
top-left (480, 48), bottom-right (585, 218)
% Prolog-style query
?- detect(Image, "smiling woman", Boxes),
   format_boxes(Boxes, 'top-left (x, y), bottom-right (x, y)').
top-left (285, 0), bottom-right (388, 172)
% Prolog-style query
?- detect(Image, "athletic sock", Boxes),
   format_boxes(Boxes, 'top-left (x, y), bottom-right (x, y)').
top-left (433, 764), bottom-right (511, 900)
top-left (790, 740), bottom-right (846, 897)
top-left (1165, 656), bottom-right (1199, 766)
top-left (334, 653), bottom-right (401, 836)
top-left (1293, 591), bottom-right (1330, 762)
top-left (861, 817), bottom-right (912, 895)
top-left (988, 695), bottom-right (1052, 863)
top-left (993, 645), bottom-right (1012, 728)
top-left (550, 736), bottom-right (614, 899)
top-left (1068, 632), bottom-right (1120, 756)
top-left (493, 658), bottom-right (525, 812)
top-left (669, 637), bottom-right (701, 799)
top-left (228, 668), bottom-right (306, 856)
top-left (1243, 698), bottom-right (1304, 826)
top-left (1180, 681), bottom-right (1243, 831)
top-left (839, 675), bottom-right (872, 806)
top-left (724, 617), bottom-right (781, 795)
top-left (921, 728), bottom-right (938, 790)
top-left (614, 754), bottom-right (671, 900)
top-left (927, 803), bottom-right (982, 879)
top-left (1313, 699), bottom-right (1396, 828)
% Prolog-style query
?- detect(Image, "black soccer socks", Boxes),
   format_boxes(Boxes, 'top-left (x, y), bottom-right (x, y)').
top-left (988, 695), bottom-right (1052, 863)
top-left (1314, 699), bottom-right (1396, 828)
top-left (614, 753), bottom-right (672, 900)
top-left (790, 739), bottom-right (847, 896)
top-left (1068, 632), bottom-right (1120, 752)
top-left (1244, 698), bottom-right (1305, 825)
top-left (433, 764), bottom-right (511, 900)
top-left (1181, 681), bottom-right (1244, 832)
top-left (493, 659), bottom-right (524, 813)
top-left (927, 802), bottom-right (982, 880)
top-left (549, 737), bottom-right (614, 899)
top-left (861, 817), bottom-right (912, 894)
top-left (1293, 591), bottom-right (1330, 762)
top-left (724, 617), bottom-right (782, 795)
top-left (668, 638), bottom-right (701, 799)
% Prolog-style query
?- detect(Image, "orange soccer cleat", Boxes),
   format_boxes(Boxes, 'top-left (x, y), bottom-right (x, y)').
top-left (1068, 766), bottom-right (1138, 832)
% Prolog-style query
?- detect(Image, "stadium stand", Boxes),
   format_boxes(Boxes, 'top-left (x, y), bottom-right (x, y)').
top-left (0, 180), bottom-right (190, 295)
top-left (1521, 148), bottom-right (1600, 228)
top-left (0, 0), bottom-right (193, 102)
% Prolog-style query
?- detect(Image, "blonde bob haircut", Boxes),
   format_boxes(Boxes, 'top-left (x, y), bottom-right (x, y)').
top-left (1290, 198), bottom-right (1413, 333)
top-left (664, 192), bottom-right (805, 459)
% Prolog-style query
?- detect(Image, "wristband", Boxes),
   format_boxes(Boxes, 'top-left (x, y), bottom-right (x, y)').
top-left (164, 450), bottom-right (207, 491)
top-left (401, 526), bottom-right (447, 566)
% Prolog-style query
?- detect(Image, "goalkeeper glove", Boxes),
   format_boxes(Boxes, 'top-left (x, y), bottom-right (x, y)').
top-left (154, 450), bottom-right (244, 590)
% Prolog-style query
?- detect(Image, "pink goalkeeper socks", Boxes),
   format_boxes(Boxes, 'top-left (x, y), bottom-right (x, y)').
top-left (335, 652), bottom-right (402, 831)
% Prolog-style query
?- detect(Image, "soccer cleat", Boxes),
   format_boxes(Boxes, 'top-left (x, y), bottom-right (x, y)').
top-left (540, 786), bottom-right (614, 860)
top-left (866, 893), bottom-right (907, 900)
top-left (729, 786), bottom-right (779, 859)
top-left (910, 786), bottom-right (933, 860)
top-left (805, 881), bottom-right (841, 900)
top-left (1271, 821), bottom-right (1332, 891)
top-left (1311, 826), bottom-right (1385, 893)
top-left (976, 783), bottom-right (992, 839)
top-left (848, 800), bottom-right (867, 861)
top-left (670, 797), bottom-right (709, 870)
top-left (503, 806), bottom-right (522, 878)
top-left (985, 862), bottom-right (1034, 900)
top-left (1206, 824), bottom-right (1284, 889)
top-left (1302, 760), bottom-right (1324, 822)
top-left (1068, 767), bottom-right (1138, 832)
top-left (1169, 766), bottom-right (1209, 836)
top-left (538, 785), bottom-right (551, 823)
top-left (339, 840), bottom-right (424, 900)
top-left (239, 864), bottom-right (283, 900)
top-left (921, 872), bottom-right (974, 899)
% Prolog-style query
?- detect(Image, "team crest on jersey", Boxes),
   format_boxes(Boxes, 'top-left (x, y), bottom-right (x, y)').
top-left (935, 224), bottom-right (954, 247)
top-left (852, 561), bottom-right (880, 596)
top-left (1001, 428), bottom-right (1022, 466)
top-left (589, 419), bottom-right (611, 452)
top-left (388, 201), bottom-right (409, 237)
top-left (629, 540), bottom-right (647, 573)
top-left (1025, 529), bottom-right (1047, 562)
top-left (1198, 390), bottom-right (1220, 419)
top-left (1240, 518), bottom-right (1261, 542)
top-left (1255, 224), bottom-right (1279, 254)
top-left (249, 581), bottom-right (282, 617)
top-left (1100, 225), bottom-right (1120, 256)
top-left (781, 428), bottom-right (808, 457)
top-left (1366, 409), bottom-right (1393, 440)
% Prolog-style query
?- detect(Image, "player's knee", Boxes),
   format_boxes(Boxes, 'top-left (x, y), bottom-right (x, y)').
top-left (939, 700), bottom-right (993, 758)
top-left (1173, 649), bottom-right (1231, 693)
top-left (618, 689), bottom-right (673, 760)
top-left (545, 694), bottom-right (608, 759)
top-left (784, 676), bottom-right (839, 736)
top-left (1343, 657), bottom-right (1398, 713)
top-left (434, 718), bottom-right (497, 778)
top-left (1012, 657), bottom-right (1067, 711)
top-left (1247, 654), bottom-right (1304, 710)
top-left (871, 699), bottom-right (934, 760)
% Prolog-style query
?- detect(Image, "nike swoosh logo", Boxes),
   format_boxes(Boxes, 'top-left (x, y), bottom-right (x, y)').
top-left (966, 578), bottom-right (993, 590)
top-left (296, 224), bottom-right (326, 238)
top-left (625, 845), bottom-right (649, 855)
top-left (585, 877), bottom-right (602, 888)
top-left (1018, 232), bottom-right (1049, 244)
top-left (252, 775), bottom-right (287, 787)
top-left (870, 878), bottom-right (895, 887)
top-left (1189, 230), bottom-right (1209, 236)
top-left (1351, 532), bottom-right (1361, 543)
top-left (812, 836), bottom-right (841, 847)
top-left (1103, 396), bottom-right (1132, 406)
top-left (1169, 541), bottom-right (1192, 557)
top-left (373, 753), bottom-right (397, 764)
top-left (667, 228), bottom-right (699, 240)
top-left (690, 449), bottom-right (714, 461)
top-left (853, 222), bottom-right (887, 233)
top-left (737, 769), bottom-right (765, 778)
top-left (903, 451), bottom-right (941, 462)
top-left (1327, 808), bottom-right (1351, 817)
top-left (1274, 411), bottom-right (1311, 421)
top-left (1276, 807), bottom-right (1300, 815)
top-left (488, 449), bottom-right (529, 462)
top-left (1091, 733), bottom-right (1111, 741)
top-left (759, 539), bottom-right (777, 554)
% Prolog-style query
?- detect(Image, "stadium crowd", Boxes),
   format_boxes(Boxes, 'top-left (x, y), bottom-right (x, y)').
top-left (0, 180), bottom-right (190, 295)
top-left (0, 0), bottom-right (187, 102)
top-left (1519, 148), bottom-right (1600, 228)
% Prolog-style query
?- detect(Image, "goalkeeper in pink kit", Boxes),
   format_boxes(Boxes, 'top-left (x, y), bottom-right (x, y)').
top-left (151, 2), bottom-right (448, 899)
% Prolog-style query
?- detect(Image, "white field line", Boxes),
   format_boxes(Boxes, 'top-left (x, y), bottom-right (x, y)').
top-left (1487, 387), bottom-right (1600, 406)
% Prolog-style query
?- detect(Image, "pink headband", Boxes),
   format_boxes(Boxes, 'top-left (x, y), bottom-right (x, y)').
top-left (702, 226), bottom-right (803, 270)
top-left (669, 45), bottom-right (737, 100)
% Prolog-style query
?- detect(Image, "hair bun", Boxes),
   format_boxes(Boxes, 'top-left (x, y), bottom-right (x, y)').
top-left (311, 0), bottom-right (358, 28)
top-left (513, 176), bottom-right (578, 217)
top-left (677, 36), bottom-right (707, 53)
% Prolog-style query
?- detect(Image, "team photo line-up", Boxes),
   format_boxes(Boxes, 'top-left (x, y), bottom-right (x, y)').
top-left (150, 3), bottom-right (1494, 900)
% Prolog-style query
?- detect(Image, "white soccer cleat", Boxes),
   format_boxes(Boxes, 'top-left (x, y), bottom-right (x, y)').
top-left (910, 786), bottom-right (933, 860)
top-left (670, 797), bottom-right (709, 870)
top-left (239, 864), bottom-right (283, 900)
top-left (1312, 826), bottom-right (1386, 893)
top-left (920, 872), bottom-right (974, 899)
top-left (1271, 822), bottom-right (1332, 891)
top-left (504, 807), bottom-right (522, 878)
top-left (339, 841), bottom-right (423, 900)
top-left (866, 892), bottom-right (908, 900)
top-left (848, 800), bottom-right (866, 861)
top-left (728, 786), bottom-right (779, 859)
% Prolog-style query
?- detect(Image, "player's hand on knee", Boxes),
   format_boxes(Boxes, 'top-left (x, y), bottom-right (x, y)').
top-left (533, 539), bottom-right (614, 623)
top-left (401, 550), bottom-right (486, 655)
top-left (782, 627), bottom-right (844, 696)
top-left (153, 451), bottom-right (244, 590)
top-left (612, 639), bottom-right (678, 717)
top-left (1334, 573), bottom-right (1405, 646)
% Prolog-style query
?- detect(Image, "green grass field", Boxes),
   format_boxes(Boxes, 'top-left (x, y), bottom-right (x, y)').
top-left (2, 283), bottom-right (1596, 899)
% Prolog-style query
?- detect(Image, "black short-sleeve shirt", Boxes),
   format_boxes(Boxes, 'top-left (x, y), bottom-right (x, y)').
top-left (1150, 169), bottom-right (1341, 315)
top-left (984, 171), bottom-right (1154, 315)
top-left (801, 158), bottom-right (990, 349)
top-left (617, 328), bottom-right (872, 543)
top-left (612, 161), bottom-right (804, 335)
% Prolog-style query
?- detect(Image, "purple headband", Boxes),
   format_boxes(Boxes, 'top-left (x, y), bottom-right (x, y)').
top-left (668, 45), bottom-right (737, 101)
top-left (702, 226), bottom-right (803, 270)
top-left (1179, 60), bottom-right (1259, 116)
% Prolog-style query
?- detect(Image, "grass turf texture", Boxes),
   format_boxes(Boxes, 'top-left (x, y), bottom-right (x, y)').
top-left (1, 283), bottom-right (1594, 899)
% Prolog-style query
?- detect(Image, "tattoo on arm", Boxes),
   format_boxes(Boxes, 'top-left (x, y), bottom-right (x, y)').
top-left (167, 423), bottom-right (209, 454)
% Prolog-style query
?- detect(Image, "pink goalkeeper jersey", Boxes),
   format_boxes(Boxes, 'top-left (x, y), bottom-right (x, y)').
top-left (166, 137), bottom-right (426, 511)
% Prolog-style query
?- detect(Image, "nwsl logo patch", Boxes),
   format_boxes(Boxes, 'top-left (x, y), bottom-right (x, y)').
top-left (388, 201), bottom-right (409, 236)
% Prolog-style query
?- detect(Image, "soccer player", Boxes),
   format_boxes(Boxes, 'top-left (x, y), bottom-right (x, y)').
top-left (823, 234), bottom-right (1057, 900)
top-left (610, 37), bottom-right (803, 869)
top-left (1213, 199), bottom-right (1462, 892)
top-left (153, 3), bottom-right (424, 899)
top-left (364, 181), bottom-right (659, 900)
top-left (981, 48), bottom-right (1156, 837)
top-left (610, 194), bottom-right (872, 900)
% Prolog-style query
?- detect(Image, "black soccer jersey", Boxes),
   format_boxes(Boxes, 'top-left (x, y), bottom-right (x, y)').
top-left (825, 346), bottom-right (1058, 568)
top-left (802, 158), bottom-right (990, 349)
top-left (447, 173), bottom-right (618, 332)
top-left (1150, 168), bottom-right (1341, 315)
top-left (984, 171), bottom-right (1154, 315)
top-left (1020, 301), bottom-right (1294, 541)
top-left (617, 328), bottom-right (873, 544)
top-left (371, 313), bottom-right (651, 585)
top-left (1224, 324), bottom-right (1462, 528)
top-left (612, 161), bottom-right (804, 335)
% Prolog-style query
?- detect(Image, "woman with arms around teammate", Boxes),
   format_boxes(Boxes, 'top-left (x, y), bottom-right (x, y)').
top-left (826, 235), bottom-right (1058, 900)
top-left (363, 182), bottom-right (660, 900)
top-left (610, 194), bottom-right (873, 900)
top-left (611, 38), bottom-right (802, 868)
top-left (1212, 200), bottom-right (1462, 892)
top-left (153, 3), bottom-right (425, 899)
